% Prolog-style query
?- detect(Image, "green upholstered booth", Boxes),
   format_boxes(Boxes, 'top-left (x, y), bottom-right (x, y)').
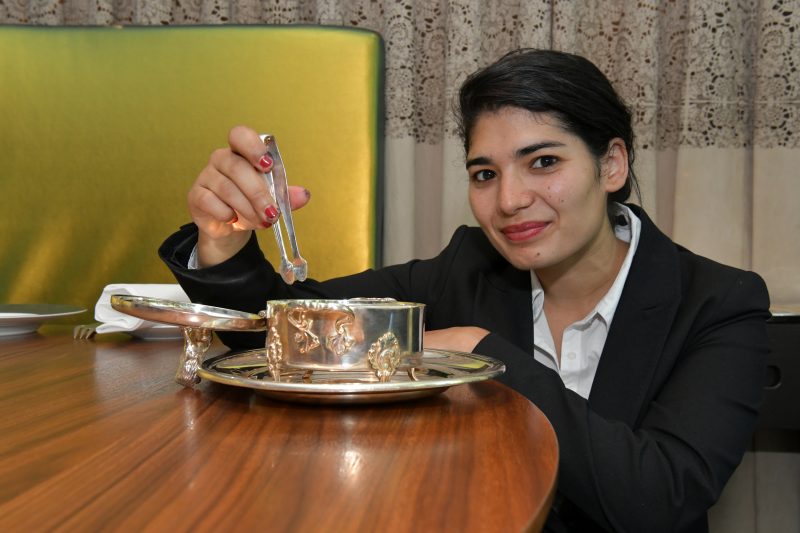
top-left (0, 25), bottom-right (384, 317)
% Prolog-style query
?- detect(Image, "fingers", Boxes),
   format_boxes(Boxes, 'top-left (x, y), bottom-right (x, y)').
top-left (191, 165), bottom-right (262, 229)
top-left (209, 148), bottom-right (278, 227)
top-left (189, 126), bottom-right (313, 241)
top-left (219, 127), bottom-right (313, 216)
top-left (228, 125), bottom-right (274, 172)
top-left (190, 181), bottom-right (311, 235)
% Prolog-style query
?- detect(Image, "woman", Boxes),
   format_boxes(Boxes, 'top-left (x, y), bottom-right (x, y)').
top-left (160, 49), bottom-right (770, 532)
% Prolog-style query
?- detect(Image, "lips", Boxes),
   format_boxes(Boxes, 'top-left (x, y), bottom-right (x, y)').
top-left (500, 221), bottom-right (550, 242)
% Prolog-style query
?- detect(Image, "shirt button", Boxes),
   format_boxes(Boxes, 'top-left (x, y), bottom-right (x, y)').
top-left (566, 352), bottom-right (576, 360)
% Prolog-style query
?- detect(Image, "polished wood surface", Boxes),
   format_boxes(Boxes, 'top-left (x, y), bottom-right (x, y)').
top-left (0, 327), bottom-right (558, 532)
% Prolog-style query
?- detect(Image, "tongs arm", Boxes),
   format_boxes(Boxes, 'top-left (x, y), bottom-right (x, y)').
top-left (260, 134), bottom-right (308, 284)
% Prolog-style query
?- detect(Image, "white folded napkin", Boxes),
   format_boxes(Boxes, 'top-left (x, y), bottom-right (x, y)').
top-left (94, 284), bottom-right (189, 334)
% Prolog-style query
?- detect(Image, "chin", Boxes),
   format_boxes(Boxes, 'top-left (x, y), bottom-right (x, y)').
top-left (484, 231), bottom-right (553, 271)
top-left (509, 258), bottom-right (544, 271)
top-left (497, 247), bottom-right (549, 271)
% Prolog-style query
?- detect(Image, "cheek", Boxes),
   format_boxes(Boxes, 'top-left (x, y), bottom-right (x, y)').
top-left (468, 188), bottom-right (487, 221)
top-left (540, 179), bottom-right (570, 206)
top-left (545, 166), bottom-right (603, 210)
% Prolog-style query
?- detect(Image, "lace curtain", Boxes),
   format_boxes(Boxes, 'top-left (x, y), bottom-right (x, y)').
top-left (2, 1), bottom-right (796, 144)
top-left (2, 0), bottom-right (798, 305)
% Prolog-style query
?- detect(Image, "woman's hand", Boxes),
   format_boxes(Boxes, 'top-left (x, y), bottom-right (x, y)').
top-left (424, 326), bottom-right (490, 354)
top-left (188, 125), bottom-right (311, 267)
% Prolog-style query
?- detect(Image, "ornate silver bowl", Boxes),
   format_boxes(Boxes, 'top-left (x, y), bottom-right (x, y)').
top-left (263, 298), bottom-right (424, 382)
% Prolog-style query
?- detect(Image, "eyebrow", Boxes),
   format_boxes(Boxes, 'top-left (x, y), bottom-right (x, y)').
top-left (466, 141), bottom-right (566, 169)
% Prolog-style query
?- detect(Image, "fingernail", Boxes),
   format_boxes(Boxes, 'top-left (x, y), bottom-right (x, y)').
top-left (259, 154), bottom-right (273, 170)
top-left (264, 205), bottom-right (280, 220)
top-left (304, 188), bottom-right (311, 200)
top-left (262, 220), bottom-right (274, 229)
top-left (227, 214), bottom-right (238, 225)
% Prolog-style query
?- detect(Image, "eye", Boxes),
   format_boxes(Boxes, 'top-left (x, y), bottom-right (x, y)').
top-left (471, 169), bottom-right (496, 182)
top-left (532, 155), bottom-right (558, 169)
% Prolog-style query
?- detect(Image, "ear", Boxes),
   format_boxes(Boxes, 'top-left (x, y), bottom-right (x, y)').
top-left (601, 138), bottom-right (629, 194)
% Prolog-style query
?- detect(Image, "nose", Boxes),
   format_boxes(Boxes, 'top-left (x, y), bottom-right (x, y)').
top-left (497, 172), bottom-right (535, 215)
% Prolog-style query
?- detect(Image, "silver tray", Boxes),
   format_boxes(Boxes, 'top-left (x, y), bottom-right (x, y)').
top-left (199, 349), bottom-right (506, 404)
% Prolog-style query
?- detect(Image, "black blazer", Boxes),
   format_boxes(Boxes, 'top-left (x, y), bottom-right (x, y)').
top-left (160, 205), bottom-right (770, 533)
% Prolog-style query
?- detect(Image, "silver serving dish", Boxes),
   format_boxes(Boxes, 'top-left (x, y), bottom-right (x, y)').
top-left (110, 295), bottom-right (429, 391)
top-left (111, 295), bottom-right (506, 402)
top-left (263, 298), bottom-right (424, 382)
top-left (199, 348), bottom-right (505, 404)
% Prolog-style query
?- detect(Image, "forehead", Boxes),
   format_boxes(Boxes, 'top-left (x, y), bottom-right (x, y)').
top-left (467, 107), bottom-right (579, 153)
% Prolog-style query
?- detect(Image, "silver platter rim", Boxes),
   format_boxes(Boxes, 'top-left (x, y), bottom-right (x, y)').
top-left (198, 348), bottom-right (505, 399)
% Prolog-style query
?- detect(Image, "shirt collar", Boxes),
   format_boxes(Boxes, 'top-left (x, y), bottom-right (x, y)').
top-left (531, 274), bottom-right (545, 321)
top-left (530, 203), bottom-right (641, 326)
top-left (595, 203), bottom-right (640, 324)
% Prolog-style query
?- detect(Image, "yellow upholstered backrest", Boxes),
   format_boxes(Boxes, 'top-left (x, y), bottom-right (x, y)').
top-left (0, 25), bottom-right (383, 314)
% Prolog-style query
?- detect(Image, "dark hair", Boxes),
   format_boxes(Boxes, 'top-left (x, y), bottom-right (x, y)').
top-left (457, 49), bottom-right (640, 210)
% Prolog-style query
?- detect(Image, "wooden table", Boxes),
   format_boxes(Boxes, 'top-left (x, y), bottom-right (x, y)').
top-left (0, 327), bottom-right (558, 532)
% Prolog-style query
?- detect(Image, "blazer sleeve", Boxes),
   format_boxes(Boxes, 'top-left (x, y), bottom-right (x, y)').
top-left (474, 271), bottom-right (770, 532)
top-left (159, 223), bottom-right (469, 350)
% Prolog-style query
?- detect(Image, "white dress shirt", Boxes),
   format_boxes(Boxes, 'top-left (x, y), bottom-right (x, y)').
top-left (188, 245), bottom-right (200, 269)
top-left (531, 203), bottom-right (641, 399)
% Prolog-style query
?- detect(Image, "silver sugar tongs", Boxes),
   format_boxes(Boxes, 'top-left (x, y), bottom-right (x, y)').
top-left (260, 134), bottom-right (308, 284)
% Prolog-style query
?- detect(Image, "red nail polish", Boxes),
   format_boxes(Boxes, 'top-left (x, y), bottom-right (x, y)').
top-left (262, 220), bottom-right (274, 229)
top-left (265, 205), bottom-right (279, 220)
top-left (227, 214), bottom-right (238, 225)
top-left (259, 155), bottom-right (273, 170)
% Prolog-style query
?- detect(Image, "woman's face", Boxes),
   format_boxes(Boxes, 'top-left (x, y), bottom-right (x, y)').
top-left (467, 107), bottom-right (627, 272)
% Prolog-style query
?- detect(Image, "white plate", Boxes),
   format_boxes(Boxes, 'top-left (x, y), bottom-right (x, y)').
top-left (129, 324), bottom-right (184, 341)
top-left (0, 304), bottom-right (86, 337)
top-left (199, 349), bottom-right (506, 404)
top-left (770, 305), bottom-right (800, 323)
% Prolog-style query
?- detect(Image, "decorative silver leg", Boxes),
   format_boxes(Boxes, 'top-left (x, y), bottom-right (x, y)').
top-left (175, 326), bottom-right (213, 387)
top-left (367, 332), bottom-right (401, 382)
top-left (266, 323), bottom-right (284, 382)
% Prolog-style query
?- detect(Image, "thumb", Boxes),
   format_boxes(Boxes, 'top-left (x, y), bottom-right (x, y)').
top-left (288, 186), bottom-right (311, 211)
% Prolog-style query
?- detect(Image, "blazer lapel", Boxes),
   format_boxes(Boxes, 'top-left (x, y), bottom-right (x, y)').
top-left (473, 261), bottom-right (533, 354)
top-left (589, 207), bottom-right (681, 426)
